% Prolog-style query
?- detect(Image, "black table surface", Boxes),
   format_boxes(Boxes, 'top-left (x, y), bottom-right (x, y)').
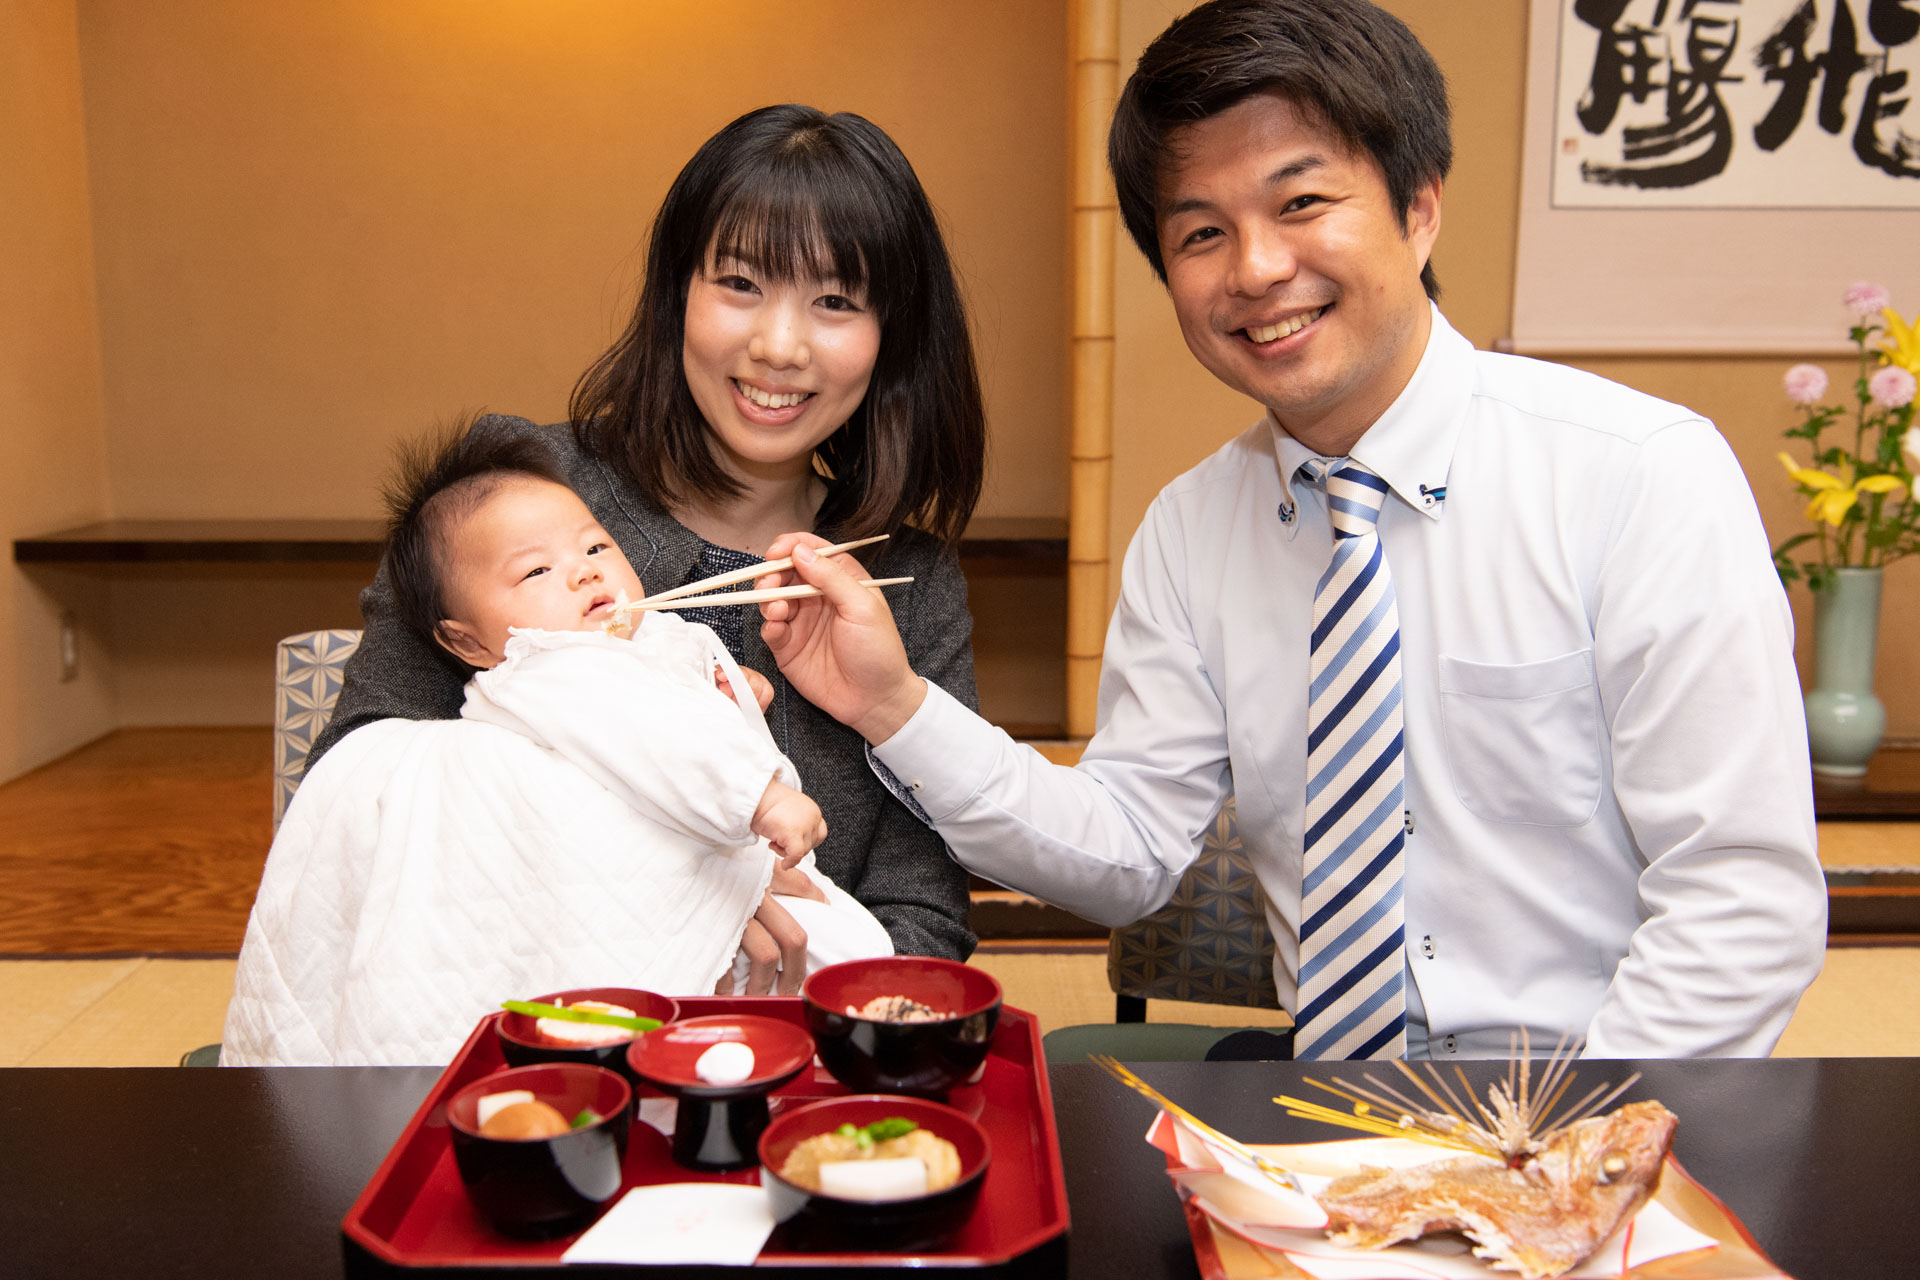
top-left (0, 1058), bottom-right (1908, 1279)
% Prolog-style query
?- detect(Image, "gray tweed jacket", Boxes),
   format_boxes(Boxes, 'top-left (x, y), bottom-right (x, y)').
top-left (309, 414), bottom-right (979, 960)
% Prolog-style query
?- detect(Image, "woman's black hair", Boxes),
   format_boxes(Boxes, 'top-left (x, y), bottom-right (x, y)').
top-left (382, 418), bottom-right (571, 669)
top-left (570, 104), bottom-right (985, 546)
top-left (1108, 0), bottom-right (1452, 300)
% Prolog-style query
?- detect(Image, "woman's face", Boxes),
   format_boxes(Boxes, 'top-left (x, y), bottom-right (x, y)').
top-left (682, 251), bottom-right (882, 484)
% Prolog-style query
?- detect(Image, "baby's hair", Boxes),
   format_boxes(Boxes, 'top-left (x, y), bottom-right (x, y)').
top-left (382, 416), bottom-right (572, 667)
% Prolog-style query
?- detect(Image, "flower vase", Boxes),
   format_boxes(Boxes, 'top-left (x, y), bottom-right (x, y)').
top-left (1804, 566), bottom-right (1887, 777)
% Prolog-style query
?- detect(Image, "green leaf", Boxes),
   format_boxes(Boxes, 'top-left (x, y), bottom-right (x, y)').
top-left (500, 1000), bottom-right (662, 1033)
top-left (571, 1108), bottom-right (601, 1129)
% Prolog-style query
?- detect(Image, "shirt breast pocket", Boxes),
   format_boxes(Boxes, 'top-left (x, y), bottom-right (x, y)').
top-left (1436, 649), bottom-right (1603, 828)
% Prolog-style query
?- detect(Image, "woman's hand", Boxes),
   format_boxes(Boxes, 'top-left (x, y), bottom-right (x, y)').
top-left (726, 892), bottom-right (810, 995)
top-left (756, 534), bottom-right (927, 743)
top-left (714, 664), bottom-right (776, 712)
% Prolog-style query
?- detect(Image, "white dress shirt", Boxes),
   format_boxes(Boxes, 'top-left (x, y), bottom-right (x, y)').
top-left (878, 308), bottom-right (1826, 1059)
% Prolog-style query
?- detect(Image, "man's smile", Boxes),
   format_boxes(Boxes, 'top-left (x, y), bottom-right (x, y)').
top-left (1238, 304), bottom-right (1328, 346)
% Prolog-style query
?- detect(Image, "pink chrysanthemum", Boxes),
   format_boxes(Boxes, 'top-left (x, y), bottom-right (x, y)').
top-left (1783, 363), bottom-right (1829, 405)
top-left (1871, 365), bottom-right (1918, 410)
top-left (1845, 282), bottom-right (1892, 317)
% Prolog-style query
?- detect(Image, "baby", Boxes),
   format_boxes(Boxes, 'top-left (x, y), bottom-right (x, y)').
top-left (223, 426), bottom-right (892, 1067)
top-left (397, 432), bottom-right (825, 868)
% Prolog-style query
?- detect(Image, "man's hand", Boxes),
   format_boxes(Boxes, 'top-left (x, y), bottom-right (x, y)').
top-left (752, 781), bottom-right (828, 869)
top-left (756, 534), bottom-right (928, 744)
top-left (726, 892), bottom-right (810, 995)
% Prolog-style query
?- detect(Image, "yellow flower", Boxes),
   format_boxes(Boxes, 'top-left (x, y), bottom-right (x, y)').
top-left (1779, 452), bottom-right (1905, 526)
top-left (1882, 307), bottom-right (1920, 375)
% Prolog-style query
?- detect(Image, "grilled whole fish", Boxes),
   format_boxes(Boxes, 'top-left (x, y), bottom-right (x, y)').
top-left (1314, 1100), bottom-right (1679, 1279)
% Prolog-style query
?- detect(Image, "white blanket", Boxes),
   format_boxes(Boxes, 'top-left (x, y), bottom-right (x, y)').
top-left (223, 620), bottom-right (890, 1066)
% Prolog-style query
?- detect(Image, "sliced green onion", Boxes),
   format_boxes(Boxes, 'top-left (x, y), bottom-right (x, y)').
top-left (501, 999), bottom-right (662, 1032)
top-left (570, 1108), bottom-right (602, 1129)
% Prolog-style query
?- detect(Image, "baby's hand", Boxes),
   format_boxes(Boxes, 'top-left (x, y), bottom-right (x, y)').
top-left (715, 665), bottom-right (776, 712)
top-left (752, 781), bottom-right (827, 869)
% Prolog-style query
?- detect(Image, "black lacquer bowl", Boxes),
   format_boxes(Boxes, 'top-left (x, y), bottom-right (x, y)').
top-left (759, 1094), bottom-right (992, 1252)
top-left (802, 956), bottom-right (1002, 1095)
top-left (446, 1063), bottom-right (632, 1239)
top-left (494, 986), bottom-right (679, 1083)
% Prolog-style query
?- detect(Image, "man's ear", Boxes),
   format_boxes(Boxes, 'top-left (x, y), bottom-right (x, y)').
top-left (1405, 176), bottom-right (1443, 268)
top-left (435, 620), bottom-right (494, 669)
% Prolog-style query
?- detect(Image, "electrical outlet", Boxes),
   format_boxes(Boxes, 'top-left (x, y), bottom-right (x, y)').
top-left (59, 611), bottom-right (79, 682)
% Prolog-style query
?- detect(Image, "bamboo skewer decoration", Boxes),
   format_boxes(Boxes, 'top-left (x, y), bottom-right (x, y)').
top-left (1273, 1030), bottom-right (1643, 1167)
top-left (1092, 1056), bottom-right (1309, 1196)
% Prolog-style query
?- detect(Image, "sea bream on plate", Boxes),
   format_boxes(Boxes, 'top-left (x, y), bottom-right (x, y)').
top-left (1314, 1099), bottom-right (1679, 1279)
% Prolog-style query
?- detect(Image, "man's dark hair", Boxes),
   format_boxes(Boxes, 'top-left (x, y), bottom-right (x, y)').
top-left (1108, 0), bottom-right (1452, 299)
top-left (382, 418), bottom-right (572, 669)
top-left (571, 103), bottom-right (985, 546)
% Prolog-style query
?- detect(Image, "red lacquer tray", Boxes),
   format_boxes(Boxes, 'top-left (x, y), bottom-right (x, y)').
top-left (341, 996), bottom-right (1069, 1276)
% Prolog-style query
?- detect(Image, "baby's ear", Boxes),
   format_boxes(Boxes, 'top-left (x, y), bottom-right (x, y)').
top-left (435, 620), bottom-right (496, 669)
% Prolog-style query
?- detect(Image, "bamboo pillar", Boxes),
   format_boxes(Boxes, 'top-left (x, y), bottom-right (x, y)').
top-left (1067, 0), bottom-right (1120, 738)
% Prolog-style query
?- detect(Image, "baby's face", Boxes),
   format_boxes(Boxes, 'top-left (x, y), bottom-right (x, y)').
top-left (437, 477), bottom-right (645, 668)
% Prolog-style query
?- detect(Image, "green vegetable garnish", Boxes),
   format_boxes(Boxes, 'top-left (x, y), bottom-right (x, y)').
top-left (835, 1117), bottom-right (920, 1150)
top-left (570, 1108), bottom-right (601, 1129)
top-left (501, 999), bottom-right (662, 1033)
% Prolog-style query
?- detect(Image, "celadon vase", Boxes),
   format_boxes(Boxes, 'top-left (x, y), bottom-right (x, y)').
top-left (1804, 566), bottom-right (1887, 777)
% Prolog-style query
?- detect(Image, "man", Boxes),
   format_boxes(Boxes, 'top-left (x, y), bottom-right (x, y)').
top-left (761, 0), bottom-right (1826, 1059)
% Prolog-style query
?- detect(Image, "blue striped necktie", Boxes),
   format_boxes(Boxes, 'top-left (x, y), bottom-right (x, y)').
top-left (1295, 458), bottom-right (1407, 1061)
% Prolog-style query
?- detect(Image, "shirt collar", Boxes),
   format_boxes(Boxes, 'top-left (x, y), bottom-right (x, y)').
top-left (1272, 303), bottom-right (1474, 528)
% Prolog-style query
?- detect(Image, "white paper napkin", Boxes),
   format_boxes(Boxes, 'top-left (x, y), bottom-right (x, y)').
top-left (561, 1183), bottom-right (775, 1266)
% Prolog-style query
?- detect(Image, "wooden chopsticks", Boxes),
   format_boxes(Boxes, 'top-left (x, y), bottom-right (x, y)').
top-left (610, 533), bottom-right (907, 616)
top-left (618, 577), bottom-right (913, 613)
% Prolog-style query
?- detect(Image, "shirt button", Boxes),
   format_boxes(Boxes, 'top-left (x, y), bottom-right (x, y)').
top-left (1420, 934), bottom-right (1435, 958)
top-left (1443, 1034), bottom-right (1458, 1054)
top-left (908, 780), bottom-right (924, 791)
top-left (1403, 808), bottom-right (1415, 836)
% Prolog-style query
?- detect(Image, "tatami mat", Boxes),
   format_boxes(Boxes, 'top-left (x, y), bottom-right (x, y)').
top-left (7, 944), bottom-right (1916, 1067)
top-left (2, 959), bottom-right (236, 1067)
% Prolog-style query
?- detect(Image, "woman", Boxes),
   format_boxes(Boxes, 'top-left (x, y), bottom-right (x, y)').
top-left (312, 104), bottom-right (985, 972)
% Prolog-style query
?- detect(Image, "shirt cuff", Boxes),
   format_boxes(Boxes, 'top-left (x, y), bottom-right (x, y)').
top-left (864, 747), bottom-right (933, 827)
top-left (870, 679), bottom-right (1004, 822)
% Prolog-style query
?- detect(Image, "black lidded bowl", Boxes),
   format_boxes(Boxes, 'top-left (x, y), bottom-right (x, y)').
top-left (758, 1094), bottom-right (992, 1252)
top-left (801, 956), bottom-right (1003, 1096)
top-left (446, 1063), bottom-right (632, 1239)
top-left (495, 986), bottom-right (679, 1082)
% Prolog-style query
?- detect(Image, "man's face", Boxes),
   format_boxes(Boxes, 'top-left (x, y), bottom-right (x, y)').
top-left (437, 477), bottom-right (646, 669)
top-left (1155, 91), bottom-right (1441, 455)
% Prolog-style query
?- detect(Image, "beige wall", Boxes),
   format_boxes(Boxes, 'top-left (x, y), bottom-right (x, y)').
top-left (1108, 0), bottom-right (1918, 736)
top-left (78, 0), bottom-right (1068, 522)
top-left (50, 0), bottom-right (1068, 729)
top-left (1, 0), bottom-right (115, 779)
top-left (13, 0), bottom-right (1910, 750)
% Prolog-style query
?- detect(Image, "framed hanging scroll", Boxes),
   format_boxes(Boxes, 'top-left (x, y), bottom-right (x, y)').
top-left (1510, 0), bottom-right (1920, 354)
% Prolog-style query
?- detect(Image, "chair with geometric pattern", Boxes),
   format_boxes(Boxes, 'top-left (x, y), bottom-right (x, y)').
top-left (1106, 796), bottom-right (1283, 1022)
top-left (1039, 796), bottom-right (1291, 1063)
top-left (272, 629), bottom-right (362, 831)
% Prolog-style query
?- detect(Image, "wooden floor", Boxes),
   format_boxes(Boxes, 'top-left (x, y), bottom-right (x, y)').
top-left (0, 728), bottom-right (271, 954)
top-left (4, 729), bottom-right (1920, 1065)
top-left (9, 727), bottom-right (1920, 957)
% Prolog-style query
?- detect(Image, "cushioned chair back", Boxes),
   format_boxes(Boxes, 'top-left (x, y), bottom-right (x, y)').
top-left (273, 629), bottom-right (363, 831)
top-left (1106, 796), bottom-right (1281, 1010)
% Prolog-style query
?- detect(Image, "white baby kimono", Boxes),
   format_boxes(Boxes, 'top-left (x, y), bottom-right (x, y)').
top-left (222, 614), bottom-right (891, 1067)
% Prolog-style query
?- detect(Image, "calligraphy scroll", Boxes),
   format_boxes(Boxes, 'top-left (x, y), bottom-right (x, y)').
top-left (1553, 0), bottom-right (1920, 208)
top-left (1513, 0), bottom-right (1920, 352)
